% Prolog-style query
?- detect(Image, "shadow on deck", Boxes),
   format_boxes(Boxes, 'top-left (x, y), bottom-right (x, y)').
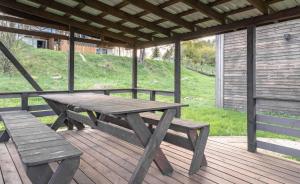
top-left (1, 128), bottom-right (300, 184)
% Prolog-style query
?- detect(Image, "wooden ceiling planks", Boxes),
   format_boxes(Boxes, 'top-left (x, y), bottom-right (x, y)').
top-left (0, 0), bottom-right (299, 48)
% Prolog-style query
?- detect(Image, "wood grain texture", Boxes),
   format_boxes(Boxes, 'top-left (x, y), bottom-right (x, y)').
top-left (0, 111), bottom-right (82, 166)
top-left (1, 129), bottom-right (300, 184)
top-left (41, 93), bottom-right (186, 115)
top-left (223, 19), bottom-right (300, 115)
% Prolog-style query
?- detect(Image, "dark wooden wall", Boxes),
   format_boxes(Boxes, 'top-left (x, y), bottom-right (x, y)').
top-left (223, 19), bottom-right (300, 115)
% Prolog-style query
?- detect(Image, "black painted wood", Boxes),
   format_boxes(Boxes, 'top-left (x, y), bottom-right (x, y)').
top-left (247, 25), bottom-right (257, 153)
top-left (132, 48), bottom-right (138, 99)
top-left (174, 40), bottom-right (181, 118)
top-left (257, 141), bottom-right (300, 158)
top-left (256, 114), bottom-right (300, 128)
top-left (68, 26), bottom-right (75, 92)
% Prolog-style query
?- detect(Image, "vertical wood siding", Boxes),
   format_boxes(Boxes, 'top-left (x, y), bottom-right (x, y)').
top-left (223, 19), bottom-right (300, 115)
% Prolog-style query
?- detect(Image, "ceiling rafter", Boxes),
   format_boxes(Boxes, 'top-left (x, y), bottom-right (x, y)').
top-left (126, 0), bottom-right (196, 31)
top-left (0, 5), bottom-right (127, 45)
top-left (0, 25), bottom-right (129, 47)
top-left (31, 0), bottom-right (153, 40)
top-left (180, 0), bottom-right (227, 24)
top-left (0, 0), bottom-right (137, 45)
top-left (184, 0), bottom-right (283, 26)
top-left (246, 0), bottom-right (272, 14)
top-left (76, 0), bottom-right (171, 36)
top-left (0, 14), bottom-right (68, 31)
top-left (137, 4), bottom-right (300, 48)
top-left (159, 0), bottom-right (182, 8)
top-left (115, 1), bottom-right (130, 9)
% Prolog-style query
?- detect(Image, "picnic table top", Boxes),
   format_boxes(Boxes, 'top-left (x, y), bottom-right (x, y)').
top-left (41, 93), bottom-right (187, 115)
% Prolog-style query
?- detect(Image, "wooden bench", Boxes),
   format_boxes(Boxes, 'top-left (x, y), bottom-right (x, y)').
top-left (0, 111), bottom-right (82, 184)
top-left (139, 112), bottom-right (209, 175)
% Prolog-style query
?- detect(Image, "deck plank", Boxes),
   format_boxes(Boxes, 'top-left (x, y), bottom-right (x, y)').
top-left (206, 142), bottom-right (300, 182)
top-left (0, 162), bottom-right (4, 184)
top-left (5, 142), bottom-right (31, 184)
top-left (80, 129), bottom-right (227, 184)
top-left (74, 130), bottom-right (203, 184)
top-left (0, 144), bottom-right (22, 184)
top-left (1, 128), bottom-right (300, 184)
top-left (208, 139), bottom-right (300, 172)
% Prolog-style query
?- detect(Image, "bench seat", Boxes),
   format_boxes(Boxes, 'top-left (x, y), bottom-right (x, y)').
top-left (140, 112), bottom-right (208, 132)
top-left (0, 110), bottom-right (82, 184)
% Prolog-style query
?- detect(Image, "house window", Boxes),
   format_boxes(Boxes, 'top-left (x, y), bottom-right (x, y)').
top-left (96, 48), bottom-right (108, 54)
top-left (37, 40), bottom-right (46, 48)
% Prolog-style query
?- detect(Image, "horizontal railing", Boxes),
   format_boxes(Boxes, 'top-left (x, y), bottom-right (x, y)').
top-left (0, 88), bottom-right (174, 120)
top-left (254, 96), bottom-right (300, 158)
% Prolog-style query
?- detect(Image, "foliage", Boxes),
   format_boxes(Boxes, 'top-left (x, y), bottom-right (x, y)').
top-left (151, 47), bottom-right (160, 59)
top-left (162, 46), bottom-right (174, 61)
top-left (0, 21), bottom-right (21, 74)
top-left (182, 40), bottom-right (215, 75)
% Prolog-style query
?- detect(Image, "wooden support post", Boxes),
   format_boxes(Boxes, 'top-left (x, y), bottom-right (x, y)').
top-left (132, 47), bottom-right (138, 99)
top-left (150, 91), bottom-right (156, 101)
top-left (247, 25), bottom-right (257, 152)
top-left (68, 27), bottom-right (75, 92)
top-left (21, 93), bottom-right (29, 110)
top-left (174, 40), bottom-right (181, 117)
top-left (0, 41), bottom-right (42, 91)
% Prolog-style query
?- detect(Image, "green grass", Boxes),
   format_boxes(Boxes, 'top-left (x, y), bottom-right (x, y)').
top-left (0, 44), bottom-right (284, 138)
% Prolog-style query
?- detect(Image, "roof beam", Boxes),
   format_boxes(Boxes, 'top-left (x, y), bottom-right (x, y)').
top-left (31, 0), bottom-right (153, 40)
top-left (0, 26), bottom-right (130, 47)
top-left (159, 0), bottom-right (182, 8)
top-left (180, 0), bottom-right (226, 24)
top-left (127, 0), bottom-right (195, 31)
top-left (0, 5), bottom-right (127, 44)
top-left (247, 0), bottom-right (269, 14)
top-left (77, 0), bottom-right (171, 36)
top-left (137, 4), bottom-right (300, 48)
top-left (0, 14), bottom-right (68, 31)
top-left (0, 0), bottom-right (137, 44)
top-left (0, 5), bottom-right (67, 29)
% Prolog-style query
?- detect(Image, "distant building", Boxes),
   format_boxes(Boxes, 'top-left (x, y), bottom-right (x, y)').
top-left (18, 25), bottom-right (132, 57)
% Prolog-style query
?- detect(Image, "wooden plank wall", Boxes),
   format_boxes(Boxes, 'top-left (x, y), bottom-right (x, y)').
top-left (223, 19), bottom-right (300, 115)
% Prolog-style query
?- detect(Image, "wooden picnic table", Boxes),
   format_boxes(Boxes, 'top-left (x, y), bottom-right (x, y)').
top-left (41, 93), bottom-right (186, 184)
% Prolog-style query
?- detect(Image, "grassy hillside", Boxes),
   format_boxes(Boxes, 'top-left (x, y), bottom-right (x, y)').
top-left (0, 45), bottom-right (248, 136)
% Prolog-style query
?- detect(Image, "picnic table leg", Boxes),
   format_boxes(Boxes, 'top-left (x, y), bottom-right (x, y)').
top-left (51, 112), bottom-right (67, 131)
top-left (46, 99), bottom-right (85, 130)
top-left (0, 130), bottom-right (10, 142)
top-left (126, 109), bottom-right (176, 184)
top-left (187, 126), bottom-right (210, 175)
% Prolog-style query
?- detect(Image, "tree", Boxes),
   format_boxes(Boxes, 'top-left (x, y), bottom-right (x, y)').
top-left (182, 39), bottom-right (215, 75)
top-left (0, 21), bottom-right (20, 74)
top-left (138, 48), bottom-right (145, 63)
top-left (151, 47), bottom-right (160, 59)
top-left (162, 46), bottom-right (174, 61)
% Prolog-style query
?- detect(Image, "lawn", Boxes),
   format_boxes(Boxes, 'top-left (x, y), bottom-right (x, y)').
top-left (1, 45), bottom-right (246, 136)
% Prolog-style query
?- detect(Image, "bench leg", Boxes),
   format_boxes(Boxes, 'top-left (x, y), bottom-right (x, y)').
top-left (26, 163), bottom-right (54, 184)
top-left (26, 157), bottom-right (80, 184)
top-left (48, 157), bottom-right (80, 184)
top-left (188, 126), bottom-right (210, 175)
top-left (0, 130), bottom-right (10, 142)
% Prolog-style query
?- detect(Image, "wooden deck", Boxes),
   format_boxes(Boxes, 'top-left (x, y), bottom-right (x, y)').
top-left (1, 128), bottom-right (300, 184)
